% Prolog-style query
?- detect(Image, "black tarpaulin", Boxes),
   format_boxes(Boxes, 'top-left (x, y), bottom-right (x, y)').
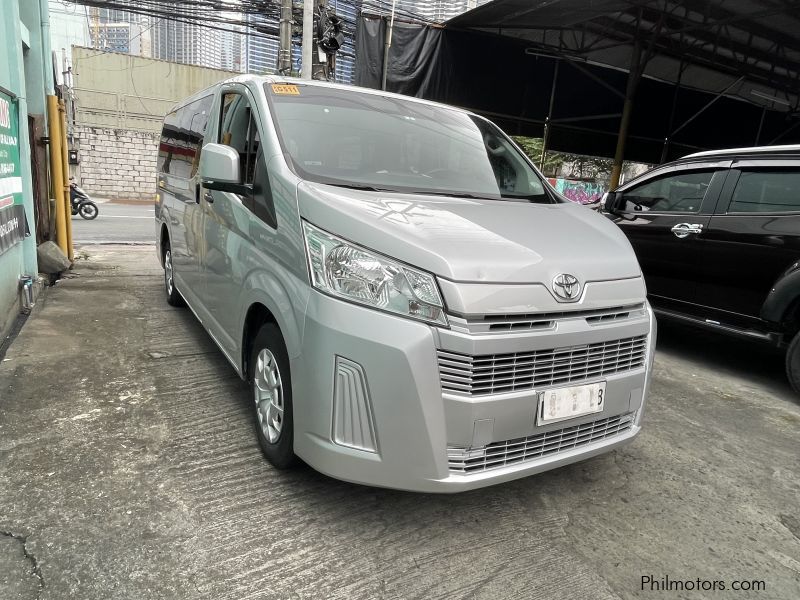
top-left (355, 16), bottom-right (448, 98)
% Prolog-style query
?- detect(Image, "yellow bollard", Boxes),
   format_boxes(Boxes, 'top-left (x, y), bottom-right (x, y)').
top-left (46, 95), bottom-right (68, 256)
top-left (59, 99), bottom-right (74, 261)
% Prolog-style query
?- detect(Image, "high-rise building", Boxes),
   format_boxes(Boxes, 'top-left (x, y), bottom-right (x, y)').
top-left (89, 22), bottom-right (144, 55)
top-left (241, 5), bottom-right (299, 78)
top-left (365, 0), bottom-right (490, 23)
top-left (150, 4), bottom-right (241, 71)
top-left (243, 0), bottom-right (488, 84)
top-left (219, 25), bottom-right (244, 72)
top-left (94, 0), bottom-right (152, 57)
top-left (241, 0), bottom-right (359, 83)
top-left (49, 1), bottom-right (90, 53)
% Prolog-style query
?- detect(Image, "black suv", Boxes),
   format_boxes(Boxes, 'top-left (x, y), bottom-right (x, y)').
top-left (604, 145), bottom-right (800, 393)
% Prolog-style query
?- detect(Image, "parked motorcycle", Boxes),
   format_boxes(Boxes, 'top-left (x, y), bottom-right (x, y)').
top-left (70, 179), bottom-right (99, 220)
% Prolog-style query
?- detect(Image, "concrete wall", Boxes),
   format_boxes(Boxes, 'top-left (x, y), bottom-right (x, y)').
top-left (74, 125), bottom-right (158, 200)
top-left (72, 46), bottom-right (236, 132)
top-left (70, 47), bottom-right (236, 199)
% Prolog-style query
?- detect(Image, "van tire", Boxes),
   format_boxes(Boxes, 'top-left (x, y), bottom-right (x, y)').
top-left (785, 331), bottom-right (800, 396)
top-left (249, 323), bottom-right (297, 469)
top-left (162, 241), bottom-right (185, 307)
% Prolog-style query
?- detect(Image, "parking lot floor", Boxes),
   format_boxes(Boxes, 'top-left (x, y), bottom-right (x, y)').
top-left (0, 245), bottom-right (798, 600)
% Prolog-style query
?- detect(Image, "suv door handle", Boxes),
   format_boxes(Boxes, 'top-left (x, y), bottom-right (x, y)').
top-left (671, 223), bottom-right (703, 238)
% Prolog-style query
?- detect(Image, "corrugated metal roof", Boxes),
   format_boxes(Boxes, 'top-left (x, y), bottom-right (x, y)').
top-left (447, 0), bottom-right (800, 113)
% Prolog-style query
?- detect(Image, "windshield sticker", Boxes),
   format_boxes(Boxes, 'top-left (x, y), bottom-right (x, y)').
top-left (271, 84), bottom-right (300, 95)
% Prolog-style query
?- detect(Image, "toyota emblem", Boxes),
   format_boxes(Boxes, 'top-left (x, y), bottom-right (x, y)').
top-left (552, 273), bottom-right (581, 301)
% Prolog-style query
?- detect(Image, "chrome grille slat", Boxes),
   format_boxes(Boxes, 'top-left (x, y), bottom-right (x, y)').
top-left (448, 413), bottom-right (635, 473)
top-left (438, 336), bottom-right (647, 396)
top-left (456, 303), bottom-right (647, 333)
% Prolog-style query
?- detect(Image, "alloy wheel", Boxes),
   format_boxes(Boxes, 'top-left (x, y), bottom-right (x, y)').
top-left (254, 348), bottom-right (284, 443)
top-left (164, 249), bottom-right (174, 295)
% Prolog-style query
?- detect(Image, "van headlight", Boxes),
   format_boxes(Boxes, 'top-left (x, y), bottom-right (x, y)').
top-left (302, 221), bottom-right (448, 326)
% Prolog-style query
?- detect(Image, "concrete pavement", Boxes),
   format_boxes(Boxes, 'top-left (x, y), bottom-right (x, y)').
top-left (0, 245), bottom-right (798, 600)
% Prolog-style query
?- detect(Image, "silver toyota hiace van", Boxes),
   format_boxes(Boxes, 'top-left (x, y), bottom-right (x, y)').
top-left (155, 75), bottom-right (655, 492)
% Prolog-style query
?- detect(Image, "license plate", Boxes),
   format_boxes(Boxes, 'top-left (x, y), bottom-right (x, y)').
top-left (537, 382), bottom-right (606, 425)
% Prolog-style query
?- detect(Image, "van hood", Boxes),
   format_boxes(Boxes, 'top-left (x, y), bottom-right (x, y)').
top-left (297, 182), bottom-right (642, 285)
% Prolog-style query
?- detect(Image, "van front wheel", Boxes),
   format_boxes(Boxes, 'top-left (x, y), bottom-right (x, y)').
top-left (250, 324), bottom-right (296, 469)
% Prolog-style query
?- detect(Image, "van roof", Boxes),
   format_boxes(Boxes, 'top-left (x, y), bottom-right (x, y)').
top-left (169, 73), bottom-right (477, 119)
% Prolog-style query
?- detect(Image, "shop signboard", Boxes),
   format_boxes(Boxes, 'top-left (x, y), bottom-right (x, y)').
top-left (0, 90), bottom-right (28, 256)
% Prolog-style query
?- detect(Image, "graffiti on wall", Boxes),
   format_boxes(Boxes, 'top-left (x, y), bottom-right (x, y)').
top-left (547, 178), bottom-right (605, 204)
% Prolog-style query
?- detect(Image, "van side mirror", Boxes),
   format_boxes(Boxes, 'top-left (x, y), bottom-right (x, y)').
top-left (602, 191), bottom-right (621, 214)
top-left (200, 143), bottom-right (249, 195)
top-left (602, 190), bottom-right (636, 221)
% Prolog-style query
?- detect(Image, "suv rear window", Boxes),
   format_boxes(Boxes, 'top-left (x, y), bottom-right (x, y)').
top-left (729, 170), bottom-right (800, 213)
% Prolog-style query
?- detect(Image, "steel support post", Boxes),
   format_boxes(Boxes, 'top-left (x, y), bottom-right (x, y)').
top-left (610, 43), bottom-right (642, 190)
top-left (46, 95), bottom-right (68, 256)
top-left (59, 99), bottom-right (73, 261)
top-left (539, 60), bottom-right (559, 172)
top-left (755, 106), bottom-right (767, 144)
top-left (381, 0), bottom-right (397, 91)
top-left (661, 61), bottom-right (685, 164)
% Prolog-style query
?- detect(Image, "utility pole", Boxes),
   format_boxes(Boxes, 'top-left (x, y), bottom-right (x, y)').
top-left (302, 0), bottom-right (314, 79)
top-left (381, 0), bottom-right (397, 90)
top-left (312, 0), bottom-right (329, 80)
top-left (278, 0), bottom-right (293, 75)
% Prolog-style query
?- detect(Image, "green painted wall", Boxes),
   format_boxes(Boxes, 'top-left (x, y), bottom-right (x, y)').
top-left (0, 0), bottom-right (48, 337)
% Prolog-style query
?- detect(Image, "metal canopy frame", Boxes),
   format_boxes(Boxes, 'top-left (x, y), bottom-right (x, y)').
top-left (447, 0), bottom-right (800, 186)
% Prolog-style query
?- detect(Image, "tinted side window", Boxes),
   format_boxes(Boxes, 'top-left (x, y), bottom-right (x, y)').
top-left (157, 110), bottom-right (180, 175)
top-left (219, 92), bottom-right (276, 227)
top-left (622, 171), bottom-right (714, 213)
top-left (185, 95), bottom-right (213, 177)
top-left (728, 170), bottom-right (800, 213)
top-left (219, 93), bottom-right (259, 184)
top-left (158, 95), bottom-right (212, 177)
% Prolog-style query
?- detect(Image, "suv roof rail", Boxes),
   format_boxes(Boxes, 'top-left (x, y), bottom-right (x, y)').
top-left (682, 144), bottom-right (800, 160)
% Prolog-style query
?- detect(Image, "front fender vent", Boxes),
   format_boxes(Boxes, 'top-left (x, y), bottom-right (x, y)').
top-left (332, 356), bottom-right (378, 453)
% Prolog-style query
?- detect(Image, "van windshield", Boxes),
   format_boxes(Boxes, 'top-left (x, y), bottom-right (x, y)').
top-left (266, 84), bottom-right (554, 202)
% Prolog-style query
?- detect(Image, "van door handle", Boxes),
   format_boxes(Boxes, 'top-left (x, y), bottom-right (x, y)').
top-left (671, 223), bottom-right (703, 238)
top-left (204, 192), bottom-right (214, 204)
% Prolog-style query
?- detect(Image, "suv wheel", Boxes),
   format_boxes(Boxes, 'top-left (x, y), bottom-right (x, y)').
top-left (785, 331), bottom-right (800, 395)
top-left (250, 323), bottom-right (296, 469)
top-left (163, 242), bottom-right (185, 307)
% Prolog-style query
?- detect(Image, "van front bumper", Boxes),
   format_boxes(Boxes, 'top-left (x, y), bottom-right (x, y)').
top-left (291, 290), bottom-right (654, 493)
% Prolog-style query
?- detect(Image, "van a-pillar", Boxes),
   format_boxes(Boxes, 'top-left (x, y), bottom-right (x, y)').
top-left (609, 42), bottom-right (643, 191)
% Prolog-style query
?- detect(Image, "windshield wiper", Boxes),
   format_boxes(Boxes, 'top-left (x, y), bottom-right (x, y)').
top-left (326, 182), bottom-right (399, 193)
top-left (501, 193), bottom-right (553, 204)
top-left (406, 190), bottom-right (502, 201)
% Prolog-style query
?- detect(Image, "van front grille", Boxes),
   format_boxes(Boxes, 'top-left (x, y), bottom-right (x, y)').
top-left (447, 413), bottom-right (635, 474)
top-left (452, 303), bottom-right (646, 334)
top-left (438, 335), bottom-right (647, 396)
